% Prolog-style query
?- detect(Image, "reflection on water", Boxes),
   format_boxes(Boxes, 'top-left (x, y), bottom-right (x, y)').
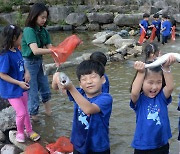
top-left (34, 32), bottom-right (180, 153)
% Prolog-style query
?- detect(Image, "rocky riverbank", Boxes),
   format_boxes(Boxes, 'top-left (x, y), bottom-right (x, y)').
top-left (0, 1), bottom-right (180, 31)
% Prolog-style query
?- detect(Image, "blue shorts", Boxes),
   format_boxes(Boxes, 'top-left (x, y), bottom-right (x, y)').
top-left (24, 57), bottom-right (51, 115)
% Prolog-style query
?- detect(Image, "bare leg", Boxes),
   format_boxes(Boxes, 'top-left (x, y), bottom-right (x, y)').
top-left (44, 101), bottom-right (51, 116)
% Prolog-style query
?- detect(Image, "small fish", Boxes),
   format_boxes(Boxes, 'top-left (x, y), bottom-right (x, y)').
top-left (59, 72), bottom-right (70, 85)
top-left (145, 53), bottom-right (180, 68)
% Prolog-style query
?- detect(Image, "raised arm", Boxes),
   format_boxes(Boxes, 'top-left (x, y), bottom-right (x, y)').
top-left (67, 85), bottom-right (100, 115)
top-left (162, 55), bottom-right (176, 98)
top-left (52, 72), bottom-right (100, 115)
top-left (131, 61), bottom-right (145, 104)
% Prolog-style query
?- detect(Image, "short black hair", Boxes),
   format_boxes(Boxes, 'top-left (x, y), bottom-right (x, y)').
top-left (162, 13), bottom-right (168, 19)
top-left (76, 60), bottom-right (105, 81)
top-left (143, 13), bottom-right (150, 18)
top-left (153, 14), bottom-right (159, 18)
top-left (90, 51), bottom-right (107, 66)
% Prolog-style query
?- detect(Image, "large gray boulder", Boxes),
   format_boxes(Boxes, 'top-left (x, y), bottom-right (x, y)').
top-left (65, 13), bottom-right (87, 26)
top-left (49, 5), bottom-right (74, 23)
top-left (87, 12), bottom-right (114, 24)
top-left (0, 107), bottom-right (16, 132)
top-left (114, 13), bottom-right (143, 27)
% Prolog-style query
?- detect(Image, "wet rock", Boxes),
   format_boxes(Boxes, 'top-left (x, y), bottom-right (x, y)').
top-left (0, 107), bottom-right (16, 132)
top-left (0, 130), bottom-right (6, 142)
top-left (1, 144), bottom-right (22, 154)
top-left (0, 97), bottom-right (10, 111)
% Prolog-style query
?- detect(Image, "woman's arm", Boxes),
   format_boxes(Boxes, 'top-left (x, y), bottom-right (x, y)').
top-left (29, 43), bottom-right (52, 55)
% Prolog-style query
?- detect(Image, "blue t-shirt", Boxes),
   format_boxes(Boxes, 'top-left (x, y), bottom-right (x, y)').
top-left (0, 49), bottom-right (25, 98)
top-left (102, 74), bottom-right (109, 93)
top-left (161, 20), bottom-right (172, 36)
top-left (152, 20), bottom-right (161, 33)
top-left (140, 19), bottom-right (149, 34)
top-left (130, 90), bottom-right (172, 150)
top-left (68, 88), bottom-right (113, 153)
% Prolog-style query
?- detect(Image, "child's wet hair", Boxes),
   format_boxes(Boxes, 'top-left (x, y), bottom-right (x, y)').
top-left (25, 3), bottom-right (49, 28)
top-left (144, 43), bottom-right (159, 62)
top-left (90, 51), bottom-right (107, 66)
top-left (130, 65), bottom-right (165, 93)
top-left (0, 24), bottom-right (22, 54)
top-left (76, 60), bottom-right (105, 81)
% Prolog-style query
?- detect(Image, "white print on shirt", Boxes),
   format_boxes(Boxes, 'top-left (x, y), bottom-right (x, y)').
top-left (78, 109), bottom-right (89, 130)
top-left (147, 104), bottom-right (161, 125)
top-left (17, 60), bottom-right (24, 72)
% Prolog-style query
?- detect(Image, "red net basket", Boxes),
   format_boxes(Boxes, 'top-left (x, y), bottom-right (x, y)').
top-left (51, 35), bottom-right (82, 67)
top-left (46, 136), bottom-right (73, 153)
top-left (25, 143), bottom-right (49, 154)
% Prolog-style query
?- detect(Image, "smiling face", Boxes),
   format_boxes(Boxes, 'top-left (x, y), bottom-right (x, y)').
top-left (142, 70), bottom-right (163, 98)
top-left (79, 71), bottom-right (105, 98)
top-left (36, 11), bottom-right (48, 27)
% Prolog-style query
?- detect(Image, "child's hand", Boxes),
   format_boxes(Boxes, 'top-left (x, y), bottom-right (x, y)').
top-left (134, 61), bottom-right (145, 73)
top-left (18, 81), bottom-right (30, 90)
top-left (52, 72), bottom-right (61, 90)
top-left (24, 70), bottom-right (31, 83)
top-left (52, 72), bottom-right (60, 84)
top-left (162, 54), bottom-right (176, 69)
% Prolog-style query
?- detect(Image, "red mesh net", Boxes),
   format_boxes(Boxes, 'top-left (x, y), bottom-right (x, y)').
top-left (138, 30), bottom-right (146, 44)
top-left (150, 27), bottom-right (156, 42)
top-left (46, 136), bottom-right (73, 153)
top-left (25, 143), bottom-right (49, 154)
top-left (51, 34), bottom-right (82, 67)
top-left (171, 26), bottom-right (175, 41)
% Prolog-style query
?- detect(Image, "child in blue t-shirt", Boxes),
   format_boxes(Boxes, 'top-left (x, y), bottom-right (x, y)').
top-left (161, 14), bottom-right (172, 45)
top-left (139, 13), bottom-right (150, 42)
top-left (151, 14), bottom-right (161, 42)
top-left (0, 25), bottom-right (40, 142)
top-left (90, 51), bottom-right (109, 93)
top-left (130, 55), bottom-right (176, 153)
top-left (52, 60), bottom-right (113, 154)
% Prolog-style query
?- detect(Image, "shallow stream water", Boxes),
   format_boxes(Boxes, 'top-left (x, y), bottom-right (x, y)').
top-left (33, 31), bottom-right (180, 154)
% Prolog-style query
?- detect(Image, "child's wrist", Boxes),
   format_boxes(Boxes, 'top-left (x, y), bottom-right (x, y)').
top-left (161, 66), bottom-right (171, 73)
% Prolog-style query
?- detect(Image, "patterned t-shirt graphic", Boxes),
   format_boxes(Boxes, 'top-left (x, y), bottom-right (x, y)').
top-left (147, 104), bottom-right (161, 125)
top-left (78, 108), bottom-right (90, 130)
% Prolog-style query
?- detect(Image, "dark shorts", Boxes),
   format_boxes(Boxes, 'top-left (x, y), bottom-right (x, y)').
top-left (73, 148), bottom-right (110, 154)
top-left (134, 143), bottom-right (169, 154)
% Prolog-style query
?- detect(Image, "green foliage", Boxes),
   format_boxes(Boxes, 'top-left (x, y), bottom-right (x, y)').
top-left (58, 20), bottom-right (67, 25)
top-left (15, 11), bottom-right (26, 27)
top-left (0, 0), bottom-right (25, 13)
